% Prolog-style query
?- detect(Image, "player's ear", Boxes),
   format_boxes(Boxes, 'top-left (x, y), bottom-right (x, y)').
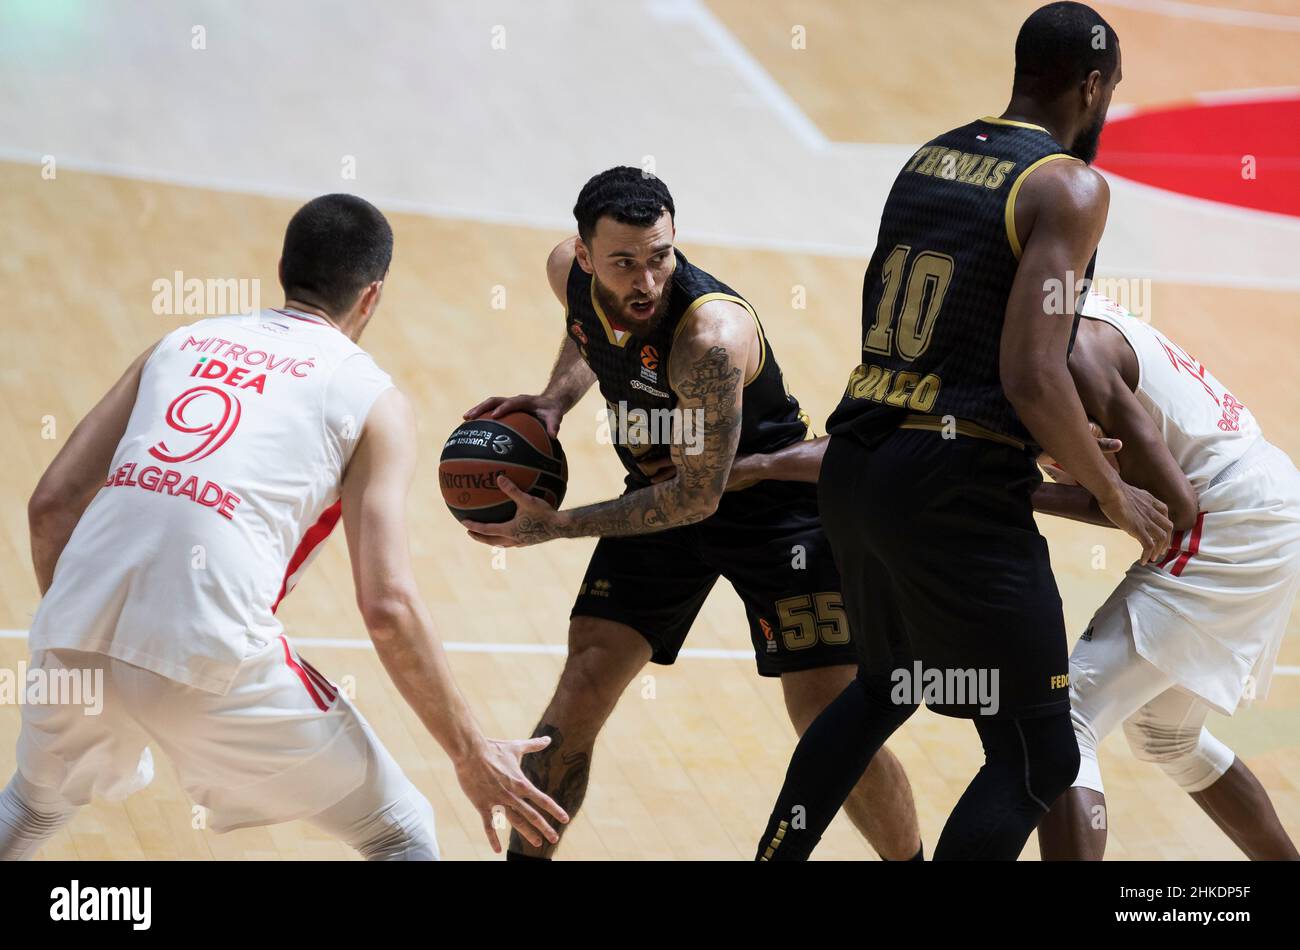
top-left (574, 238), bottom-right (594, 274)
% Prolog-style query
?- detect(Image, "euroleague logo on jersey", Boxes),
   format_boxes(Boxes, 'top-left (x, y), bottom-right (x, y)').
top-left (148, 386), bottom-right (243, 463)
top-left (639, 344), bottom-right (660, 383)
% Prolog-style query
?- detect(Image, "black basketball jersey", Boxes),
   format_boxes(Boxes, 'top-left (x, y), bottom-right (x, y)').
top-left (564, 249), bottom-right (809, 488)
top-left (826, 116), bottom-right (1097, 453)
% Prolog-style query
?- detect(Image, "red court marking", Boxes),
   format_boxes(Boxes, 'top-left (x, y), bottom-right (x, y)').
top-left (1096, 96), bottom-right (1300, 218)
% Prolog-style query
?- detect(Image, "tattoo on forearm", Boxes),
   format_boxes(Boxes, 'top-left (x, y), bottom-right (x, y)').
top-left (556, 344), bottom-right (743, 538)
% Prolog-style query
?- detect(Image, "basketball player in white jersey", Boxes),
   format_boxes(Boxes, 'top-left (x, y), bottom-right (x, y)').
top-left (0, 194), bottom-right (567, 861)
top-left (1030, 293), bottom-right (1299, 860)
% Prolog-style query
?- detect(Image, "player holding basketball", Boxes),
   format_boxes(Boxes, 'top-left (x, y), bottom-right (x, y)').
top-left (1032, 293), bottom-right (1300, 860)
top-left (0, 194), bottom-right (566, 861)
top-left (462, 166), bottom-right (921, 861)
top-left (749, 3), bottom-right (1172, 860)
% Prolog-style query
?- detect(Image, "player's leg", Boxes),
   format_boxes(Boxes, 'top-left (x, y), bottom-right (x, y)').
top-left (2, 649), bottom-right (152, 861)
top-left (304, 718), bottom-right (439, 861)
top-left (1124, 689), bottom-right (1297, 860)
top-left (506, 615), bottom-right (652, 859)
top-left (886, 432), bottom-right (1079, 860)
top-left (933, 712), bottom-right (1079, 860)
top-left (780, 666), bottom-right (921, 860)
top-left (1037, 593), bottom-right (1175, 860)
top-left (111, 638), bottom-right (437, 858)
top-left (1188, 758), bottom-right (1298, 860)
top-left (754, 437), bottom-right (920, 861)
top-left (0, 772), bottom-right (80, 861)
top-left (759, 668), bottom-right (917, 860)
top-left (509, 529), bottom-right (716, 859)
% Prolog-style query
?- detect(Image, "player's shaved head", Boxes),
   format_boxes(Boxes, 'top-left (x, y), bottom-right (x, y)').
top-left (1013, 2), bottom-right (1119, 101)
top-left (280, 194), bottom-right (393, 318)
top-left (573, 167), bottom-right (675, 247)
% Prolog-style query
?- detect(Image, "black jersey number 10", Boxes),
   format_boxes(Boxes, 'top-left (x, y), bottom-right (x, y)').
top-left (863, 244), bottom-right (955, 361)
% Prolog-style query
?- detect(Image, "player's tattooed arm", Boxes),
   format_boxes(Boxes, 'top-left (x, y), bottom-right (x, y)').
top-left (464, 302), bottom-right (751, 545)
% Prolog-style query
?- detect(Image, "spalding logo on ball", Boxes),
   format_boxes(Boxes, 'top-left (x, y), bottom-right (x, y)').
top-left (439, 412), bottom-right (567, 523)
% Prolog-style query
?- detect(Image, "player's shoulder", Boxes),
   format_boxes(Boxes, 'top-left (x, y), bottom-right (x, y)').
top-left (1022, 157), bottom-right (1109, 214)
top-left (546, 236), bottom-right (580, 303)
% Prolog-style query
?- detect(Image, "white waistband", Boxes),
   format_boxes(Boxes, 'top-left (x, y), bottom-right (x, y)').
top-left (1207, 438), bottom-right (1273, 490)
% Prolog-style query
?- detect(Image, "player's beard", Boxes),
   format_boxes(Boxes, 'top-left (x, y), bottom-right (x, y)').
top-left (1070, 109), bottom-right (1107, 165)
top-left (593, 271), bottom-right (675, 336)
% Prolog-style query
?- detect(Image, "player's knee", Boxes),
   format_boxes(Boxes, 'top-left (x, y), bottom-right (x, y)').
top-left (353, 787), bottom-right (439, 862)
top-left (0, 773), bottom-right (79, 861)
top-left (1122, 718), bottom-right (1233, 792)
top-left (1021, 714), bottom-right (1081, 807)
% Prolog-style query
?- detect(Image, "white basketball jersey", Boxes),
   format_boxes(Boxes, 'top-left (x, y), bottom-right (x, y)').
top-left (29, 309), bottom-right (393, 693)
top-left (1080, 293), bottom-right (1261, 492)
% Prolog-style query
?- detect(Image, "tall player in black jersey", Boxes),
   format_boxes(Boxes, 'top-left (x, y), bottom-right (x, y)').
top-left (461, 167), bottom-right (920, 860)
top-left (752, 2), bottom-right (1172, 860)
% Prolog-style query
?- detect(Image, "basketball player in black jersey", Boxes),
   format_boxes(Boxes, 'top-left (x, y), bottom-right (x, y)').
top-left (751, 2), bottom-right (1172, 860)
top-left (461, 166), bottom-right (921, 860)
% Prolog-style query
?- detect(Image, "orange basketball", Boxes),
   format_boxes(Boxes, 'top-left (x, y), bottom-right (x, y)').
top-left (438, 412), bottom-right (567, 523)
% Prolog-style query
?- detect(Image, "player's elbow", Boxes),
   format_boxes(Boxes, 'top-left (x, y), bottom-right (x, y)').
top-left (1165, 487), bottom-right (1199, 534)
top-left (28, 484), bottom-right (70, 532)
top-left (1001, 362), bottom-right (1054, 409)
top-left (357, 585), bottom-right (420, 641)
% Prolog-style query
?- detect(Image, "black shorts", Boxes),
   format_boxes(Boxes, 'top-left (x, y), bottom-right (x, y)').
top-left (819, 427), bottom-right (1070, 719)
top-left (571, 480), bottom-right (857, 677)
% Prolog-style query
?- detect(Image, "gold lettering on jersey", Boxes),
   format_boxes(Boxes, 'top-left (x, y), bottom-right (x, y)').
top-left (908, 149), bottom-right (1016, 191)
top-left (984, 160), bottom-right (1015, 190)
top-left (916, 148), bottom-right (944, 176)
top-left (844, 364), bottom-right (941, 413)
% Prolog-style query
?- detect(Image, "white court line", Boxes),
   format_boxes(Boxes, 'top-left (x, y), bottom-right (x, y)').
top-left (4, 145), bottom-right (1297, 291)
top-left (1, 629), bottom-right (1295, 672)
top-left (0, 629), bottom-right (753, 661)
top-left (654, 0), bottom-right (831, 150)
top-left (1103, 0), bottom-right (1300, 31)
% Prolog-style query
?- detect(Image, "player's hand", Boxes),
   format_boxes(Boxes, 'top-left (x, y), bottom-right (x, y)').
top-left (1097, 480), bottom-right (1173, 564)
top-left (464, 393), bottom-right (565, 437)
top-left (637, 455), bottom-right (677, 485)
top-left (453, 735), bottom-right (570, 854)
top-left (1038, 422), bottom-right (1121, 484)
top-left (462, 476), bottom-right (559, 547)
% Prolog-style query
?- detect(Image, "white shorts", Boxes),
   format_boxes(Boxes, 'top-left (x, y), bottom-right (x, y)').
top-left (17, 637), bottom-right (383, 833)
top-left (1102, 440), bottom-right (1300, 715)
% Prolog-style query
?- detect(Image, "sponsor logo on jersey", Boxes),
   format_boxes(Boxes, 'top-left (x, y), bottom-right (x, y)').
top-left (759, 617), bottom-right (777, 653)
top-left (639, 345), bottom-right (660, 382)
top-left (569, 322), bottom-right (588, 346)
top-left (629, 379), bottom-right (670, 399)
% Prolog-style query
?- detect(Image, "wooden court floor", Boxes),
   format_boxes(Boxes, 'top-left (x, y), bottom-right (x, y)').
top-left (2, 0), bottom-right (1298, 859)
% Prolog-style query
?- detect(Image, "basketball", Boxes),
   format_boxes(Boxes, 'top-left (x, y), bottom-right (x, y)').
top-left (438, 412), bottom-right (567, 522)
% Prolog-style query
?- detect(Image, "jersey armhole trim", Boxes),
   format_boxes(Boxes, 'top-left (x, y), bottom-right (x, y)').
top-left (671, 292), bottom-right (767, 387)
top-left (1004, 153), bottom-right (1080, 259)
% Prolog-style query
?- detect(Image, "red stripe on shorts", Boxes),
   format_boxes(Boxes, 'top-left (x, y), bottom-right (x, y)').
top-left (280, 636), bottom-right (330, 711)
top-left (1169, 512), bottom-right (1206, 577)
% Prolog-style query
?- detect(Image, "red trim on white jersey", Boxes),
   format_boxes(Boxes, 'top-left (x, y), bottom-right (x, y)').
top-left (280, 636), bottom-right (332, 711)
top-left (272, 500), bottom-right (343, 613)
